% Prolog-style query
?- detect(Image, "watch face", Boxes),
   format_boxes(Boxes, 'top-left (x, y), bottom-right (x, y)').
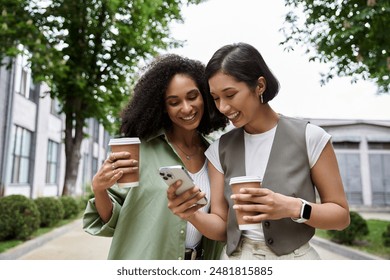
top-left (302, 204), bottom-right (312, 220)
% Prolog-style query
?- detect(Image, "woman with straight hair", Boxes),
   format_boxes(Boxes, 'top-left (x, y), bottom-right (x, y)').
top-left (167, 43), bottom-right (350, 260)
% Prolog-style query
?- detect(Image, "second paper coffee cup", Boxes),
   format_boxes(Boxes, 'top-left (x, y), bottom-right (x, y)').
top-left (109, 137), bottom-right (140, 188)
top-left (230, 176), bottom-right (262, 230)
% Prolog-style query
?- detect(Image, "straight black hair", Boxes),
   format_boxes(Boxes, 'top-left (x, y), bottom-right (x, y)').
top-left (205, 42), bottom-right (280, 103)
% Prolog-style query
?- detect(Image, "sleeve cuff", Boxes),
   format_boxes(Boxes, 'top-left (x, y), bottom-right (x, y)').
top-left (83, 198), bottom-right (122, 237)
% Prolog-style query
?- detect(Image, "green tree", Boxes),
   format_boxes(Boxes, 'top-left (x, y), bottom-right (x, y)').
top-left (0, 0), bottom-right (204, 195)
top-left (281, 0), bottom-right (390, 93)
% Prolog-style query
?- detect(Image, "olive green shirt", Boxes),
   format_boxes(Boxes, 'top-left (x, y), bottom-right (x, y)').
top-left (83, 131), bottom-right (223, 260)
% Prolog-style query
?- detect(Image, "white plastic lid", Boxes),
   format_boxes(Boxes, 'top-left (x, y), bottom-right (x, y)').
top-left (229, 176), bottom-right (262, 185)
top-left (109, 137), bottom-right (140, 145)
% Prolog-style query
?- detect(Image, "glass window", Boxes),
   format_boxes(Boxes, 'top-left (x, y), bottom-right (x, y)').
top-left (368, 142), bottom-right (390, 150)
top-left (82, 152), bottom-right (89, 187)
top-left (16, 67), bottom-right (28, 97)
top-left (11, 126), bottom-right (32, 184)
top-left (46, 140), bottom-right (59, 184)
top-left (15, 51), bottom-right (34, 101)
top-left (332, 141), bottom-right (360, 149)
top-left (103, 130), bottom-right (110, 150)
top-left (336, 153), bottom-right (363, 205)
top-left (50, 98), bottom-right (61, 116)
top-left (369, 141), bottom-right (390, 206)
top-left (369, 154), bottom-right (390, 206)
top-left (93, 119), bottom-right (99, 143)
top-left (92, 157), bottom-right (98, 180)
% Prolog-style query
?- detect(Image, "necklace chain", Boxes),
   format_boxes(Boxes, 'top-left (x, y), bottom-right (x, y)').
top-left (172, 142), bottom-right (198, 160)
top-left (168, 132), bottom-right (200, 161)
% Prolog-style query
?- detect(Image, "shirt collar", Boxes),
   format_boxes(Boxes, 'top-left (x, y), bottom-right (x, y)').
top-left (145, 129), bottom-right (167, 143)
top-left (145, 129), bottom-right (211, 147)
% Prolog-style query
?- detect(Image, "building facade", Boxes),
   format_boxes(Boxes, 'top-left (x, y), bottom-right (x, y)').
top-left (307, 118), bottom-right (390, 208)
top-left (0, 55), bottom-right (110, 198)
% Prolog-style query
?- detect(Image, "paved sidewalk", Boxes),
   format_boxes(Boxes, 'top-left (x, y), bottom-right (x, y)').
top-left (0, 219), bottom-right (111, 260)
top-left (0, 211), bottom-right (388, 260)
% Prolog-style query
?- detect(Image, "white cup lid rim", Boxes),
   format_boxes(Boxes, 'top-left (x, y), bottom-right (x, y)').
top-left (109, 137), bottom-right (141, 145)
top-left (229, 176), bottom-right (262, 185)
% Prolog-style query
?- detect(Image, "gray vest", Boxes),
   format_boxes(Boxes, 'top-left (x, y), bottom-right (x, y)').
top-left (219, 115), bottom-right (315, 256)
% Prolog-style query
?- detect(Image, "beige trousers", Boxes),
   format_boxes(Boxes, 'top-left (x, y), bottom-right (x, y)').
top-left (220, 237), bottom-right (321, 260)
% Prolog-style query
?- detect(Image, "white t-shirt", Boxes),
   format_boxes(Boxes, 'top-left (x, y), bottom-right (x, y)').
top-left (205, 123), bottom-right (331, 241)
top-left (186, 161), bottom-right (211, 248)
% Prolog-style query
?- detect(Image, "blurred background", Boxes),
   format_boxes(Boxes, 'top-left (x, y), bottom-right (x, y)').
top-left (0, 0), bottom-right (389, 212)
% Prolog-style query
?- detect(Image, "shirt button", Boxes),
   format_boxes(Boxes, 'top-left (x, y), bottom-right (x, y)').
top-left (264, 221), bottom-right (270, 228)
top-left (180, 230), bottom-right (185, 234)
top-left (178, 257), bottom-right (182, 260)
top-left (267, 238), bottom-right (274, 245)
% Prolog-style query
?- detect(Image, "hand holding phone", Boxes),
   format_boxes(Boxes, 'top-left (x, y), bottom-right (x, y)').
top-left (159, 165), bottom-right (207, 205)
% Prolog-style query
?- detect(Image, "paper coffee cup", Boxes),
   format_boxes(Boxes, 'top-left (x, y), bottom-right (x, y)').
top-left (229, 176), bottom-right (262, 230)
top-left (109, 137), bottom-right (140, 188)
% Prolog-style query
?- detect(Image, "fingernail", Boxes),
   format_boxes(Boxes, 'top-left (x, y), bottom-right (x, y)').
top-left (232, 205), bottom-right (238, 209)
top-left (231, 195), bottom-right (236, 199)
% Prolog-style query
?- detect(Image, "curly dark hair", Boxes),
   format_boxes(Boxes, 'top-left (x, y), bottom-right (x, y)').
top-left (120, 54), bottom-right (228, 139)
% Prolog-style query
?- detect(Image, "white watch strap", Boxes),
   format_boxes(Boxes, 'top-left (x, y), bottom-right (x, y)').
top-left (291, 198), bottom-right (308, 223)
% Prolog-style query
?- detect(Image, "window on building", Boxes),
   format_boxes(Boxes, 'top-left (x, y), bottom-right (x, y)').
top-left (369, 142), bottom-right (390, 150)
top-left (15, 51), bottom-right (36, 102)
top-left (369, 141), bottom-right (390, 206)
top-left (46, 140), bottom-right (59, 184)
top-left (50, 98), bottom-right (61, 117)
top-left (82, 152), bottom-right (89, 189)
top-left (103, 130), bottom-right (110, 150)
top-left (11, 126), bottom-right (32, 184)
top-left (332, 141), bottom-right (360, 149)
top-left (93, 119), bottom-right (99, 143)
top-left (17, 67), bottom-right (28, 97)
top-left (92, 157), bottom-right (98, 180)
top-left (28, 80), bottom-right (39, 102)
top-left (333, 141), bottom-right (363, 205)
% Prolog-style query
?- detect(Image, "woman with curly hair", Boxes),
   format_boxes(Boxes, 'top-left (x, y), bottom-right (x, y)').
top-left (83, 54), bottom-right (228, 260)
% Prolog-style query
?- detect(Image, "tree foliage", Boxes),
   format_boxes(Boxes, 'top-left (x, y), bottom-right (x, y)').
top-left (0, 0), bottom-right (204, 195)
top-left (281, 0), bottom-right (390, 93)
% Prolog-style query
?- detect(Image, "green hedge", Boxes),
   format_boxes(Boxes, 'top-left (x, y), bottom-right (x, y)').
top-left (59, 196), bottom-right (79, 219)
top-left (0, 195), bottom-right (40, 241)
top-left (327, 211), bottom-right (369, 245)
top-left (34, 197), bottom-right (65, 227)
top-left (383, 224), bottom-right (390, 247)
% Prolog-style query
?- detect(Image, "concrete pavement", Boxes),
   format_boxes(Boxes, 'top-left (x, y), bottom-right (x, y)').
top-left (0, 211), bottom-right (388, 260)
top-left (0, 219), bottom-right (112, 260)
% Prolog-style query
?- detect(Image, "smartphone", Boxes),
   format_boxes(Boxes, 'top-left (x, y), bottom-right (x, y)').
top-left (158, 165), bottom-right (207, 205)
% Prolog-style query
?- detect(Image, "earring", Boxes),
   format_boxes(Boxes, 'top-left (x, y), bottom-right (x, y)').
top-left (260, 94), bottom-right (264, 104)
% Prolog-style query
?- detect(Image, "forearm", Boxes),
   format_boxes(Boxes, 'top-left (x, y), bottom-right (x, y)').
top-left (93, 189), bottom-right (113, 223)
top-left (187, 211), bottom-right (227, 241)
top-left (306, 202), bottom-right (350, 230)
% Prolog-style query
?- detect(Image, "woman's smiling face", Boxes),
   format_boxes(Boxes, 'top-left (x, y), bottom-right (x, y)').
top-left (164, 74), bottom-right (204, 132)
top-left (209, 72), bottom-right (261, 128)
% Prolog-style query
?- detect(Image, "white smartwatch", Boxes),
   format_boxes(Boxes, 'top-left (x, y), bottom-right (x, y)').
top-left (291, 198), bottom-right (312, 223)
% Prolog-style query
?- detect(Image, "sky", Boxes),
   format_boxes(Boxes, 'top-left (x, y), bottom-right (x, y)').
top-left (168, 0), bottom-right (390, 120)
